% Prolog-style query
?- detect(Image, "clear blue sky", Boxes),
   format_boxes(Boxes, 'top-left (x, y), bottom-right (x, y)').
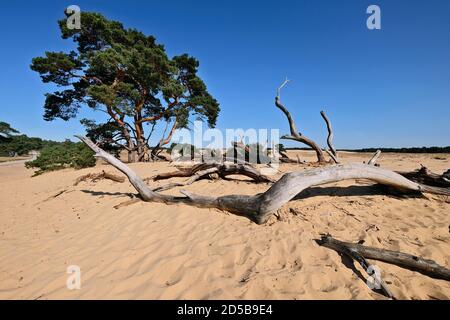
top-left (0, 0), bottom-right (449, 149)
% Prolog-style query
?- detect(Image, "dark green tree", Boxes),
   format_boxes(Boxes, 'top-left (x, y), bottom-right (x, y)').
top-left (31, 12), bottom-right (219, 162)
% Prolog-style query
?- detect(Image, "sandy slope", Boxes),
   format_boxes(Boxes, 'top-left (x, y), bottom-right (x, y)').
top-left (0, 151), bottom-right (449, 300)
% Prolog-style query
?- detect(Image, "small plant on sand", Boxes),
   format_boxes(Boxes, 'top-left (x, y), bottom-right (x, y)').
top-left (26, 141), bottom-right (95, 175)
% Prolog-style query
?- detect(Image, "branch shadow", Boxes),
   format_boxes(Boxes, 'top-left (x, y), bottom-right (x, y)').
top-left (80, 189), bottom-right (135, 198)
top-left (292, 184), bottom-right (424, 201)
top-left (337, 253), bottom-right (389, 298)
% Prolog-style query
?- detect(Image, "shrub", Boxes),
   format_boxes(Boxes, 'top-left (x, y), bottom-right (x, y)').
top-left (26, 141), bottom-right (95, 175)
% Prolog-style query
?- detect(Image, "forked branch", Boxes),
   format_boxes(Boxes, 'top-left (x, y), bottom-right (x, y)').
top-left (77, 136), bottom-right (450, 224)
top-left (317, 235), bottom-right (450, 282)
top-left (275, 80), bottom-right (327, 163)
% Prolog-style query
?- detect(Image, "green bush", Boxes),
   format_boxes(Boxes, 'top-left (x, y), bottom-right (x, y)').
top-left (26, 141), bottom-right (96, 175)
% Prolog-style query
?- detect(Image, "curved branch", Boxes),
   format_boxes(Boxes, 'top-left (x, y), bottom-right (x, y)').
top-left (320, 111), bottom-right (338, 162)
top-left (77, 136), bottom-right (450, 225)
top-left (275, 81), bottom-right (326, 163)
top-left (151, 119), bottom-right (178, 160)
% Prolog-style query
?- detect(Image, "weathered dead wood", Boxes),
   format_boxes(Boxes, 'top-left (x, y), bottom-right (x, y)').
top-left (74, 170), bottom-right (125, 186)
top-left (316, 234), bottom-right (395, 299)
top-left (316, 235), bottom-right (450, 282)
top-left (152, 167), bottom-right (220, 192)
top-left (366, 151), bottom-right (449, 188)
top-left (325, 149), bottom-right (339, 164)
top-left (77, 135), bottom-right (450, 224)
top-left (152, 162), bottom-right (275, 184)
top-left (275, 79), bottom-right (327, 164)
top-left (397, 166), bottom-right (450, 188)
top-left (320, 111), bottom-right (339, 163)
top-left (368, 150), bottom-right (382, 166)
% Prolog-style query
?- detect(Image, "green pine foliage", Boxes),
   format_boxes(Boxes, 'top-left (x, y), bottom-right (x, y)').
top-left (30, 12), bottom-right (220, 161)
top-left (25, 141), bottom-right (95, 175)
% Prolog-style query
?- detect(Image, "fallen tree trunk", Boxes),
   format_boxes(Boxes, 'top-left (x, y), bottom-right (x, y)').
top-left (316, 235), bottom-right (450, 282)
top-left (77, 136), bottom-right (450, 224)
top-left (152, 162), bottom-right (275, 184)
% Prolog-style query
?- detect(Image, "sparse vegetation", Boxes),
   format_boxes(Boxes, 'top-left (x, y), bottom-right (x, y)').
top-left (25, 141), bottom-right (95, 175)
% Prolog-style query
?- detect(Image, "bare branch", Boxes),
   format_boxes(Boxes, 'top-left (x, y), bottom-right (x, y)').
top-left (275, 80), bottom-right (327, 163)
top-left (77, 136), bottom-right (450, 224)
top-left (368, 150), bottom-right (382, 166)
top-left (317, 235), bottom-right (450, 282)
top-left (320, 110), bottom-right (338, 161)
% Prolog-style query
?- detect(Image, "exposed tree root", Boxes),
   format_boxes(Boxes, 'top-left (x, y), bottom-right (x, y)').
top-left (77, 136), bottom-right (450, 224)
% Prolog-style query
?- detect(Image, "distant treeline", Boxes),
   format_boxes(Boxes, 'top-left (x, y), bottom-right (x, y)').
top-left (0, 134), bottom-right (57, 157)
top-left (284, 146), bottom-right (450, 153)
top-left (0, 121), bottom-right (95, 175)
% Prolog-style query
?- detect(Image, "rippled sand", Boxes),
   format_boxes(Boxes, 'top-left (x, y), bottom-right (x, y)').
top-left (0, 151), bottom-right (449, 299)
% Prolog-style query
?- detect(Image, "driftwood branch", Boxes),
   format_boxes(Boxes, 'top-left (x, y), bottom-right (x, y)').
top-left (325, 149), bottom-right (339, 164)
top-left (316, 235), bottom-right (450, 282)
top-left (77, 136), bottom-right (450, 224)
top-left (367, 151), bottom-right (449, 188)
top-left (368, 150), bottom-right (382, 166)
top-left (275, 80), bottom-right (327, 163)
top-left (152, 162), bottom-right (275, 184)
top-left (320, 111), bottom-right (339, 163)
top-left (74, 170), bottom-right (125, 186)
top-left (316, 235), bottom-right (395, 299)
top-left (398, 166), bottom-right (450, 188)
top-left (152, 167), bottom-right (220, 192)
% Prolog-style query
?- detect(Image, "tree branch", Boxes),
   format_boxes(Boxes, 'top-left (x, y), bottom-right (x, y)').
top-left (77, 136), bottom-right (450, 224)
top-left (275, 80), bottom-right (326, 163)
top-left (320, 110), bottom-right (339, 162)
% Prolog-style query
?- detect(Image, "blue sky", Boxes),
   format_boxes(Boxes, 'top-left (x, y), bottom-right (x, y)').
top-left (0, 0), bottom-right (449, 148)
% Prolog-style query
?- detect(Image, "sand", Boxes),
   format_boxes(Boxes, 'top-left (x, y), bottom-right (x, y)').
top-left (0, 151), bottom-right (449, 300)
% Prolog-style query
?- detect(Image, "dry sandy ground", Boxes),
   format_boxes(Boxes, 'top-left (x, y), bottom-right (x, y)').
top-left (0, 151), bottom-right (449, 300)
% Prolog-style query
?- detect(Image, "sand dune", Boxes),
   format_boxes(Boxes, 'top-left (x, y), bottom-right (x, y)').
top-left (0, 151), bottom-right (449, 300)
